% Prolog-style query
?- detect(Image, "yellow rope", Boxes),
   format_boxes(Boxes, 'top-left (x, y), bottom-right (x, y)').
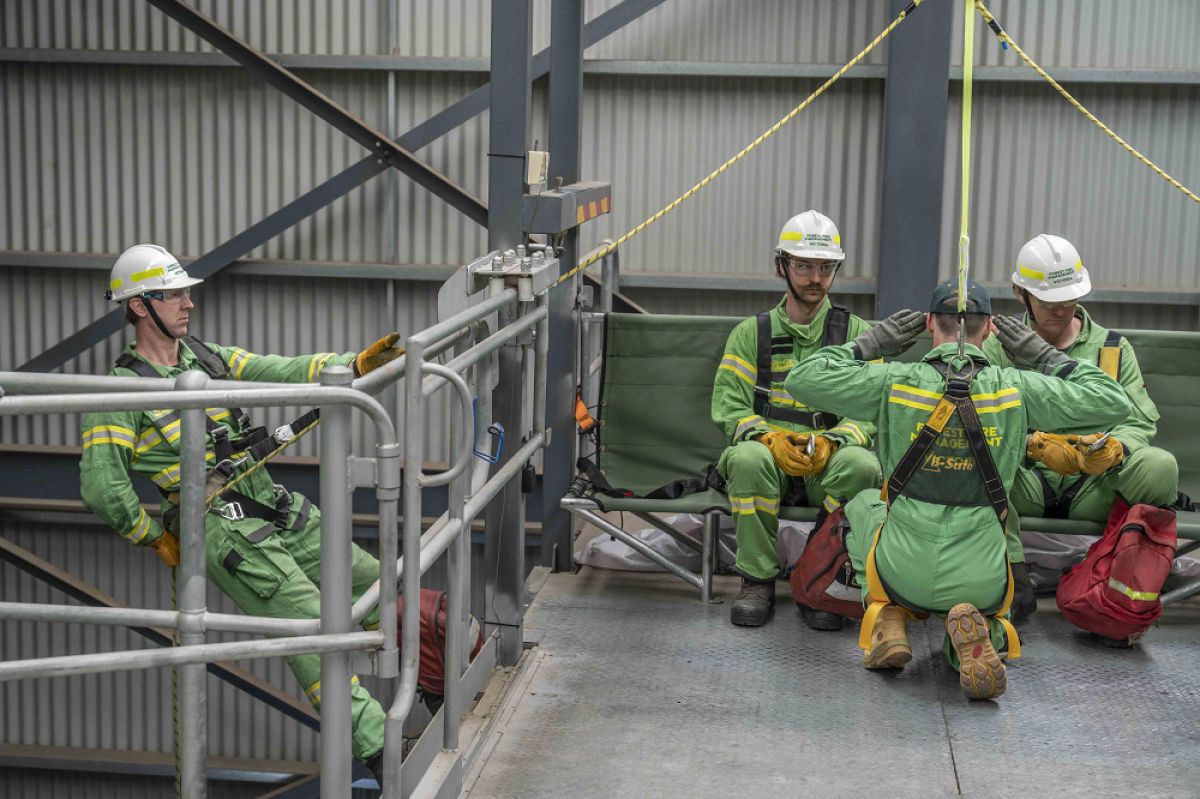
top-left (974, 0), bottom-right (1200, 206)
top-left (204, 418), bottom-right (321, 507)
top-left (958, 0), bottom-right (975, 317)
top-left (557, 0), bottom-right (927, 286)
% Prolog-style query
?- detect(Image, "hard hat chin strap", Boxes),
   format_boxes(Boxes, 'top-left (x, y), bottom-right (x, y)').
top-left (1019, 288), bottom-right (1041, 330)
top-left (139, 296), bottom-right (179, 340)
top-left (776, 255), bottom-right (804, 301)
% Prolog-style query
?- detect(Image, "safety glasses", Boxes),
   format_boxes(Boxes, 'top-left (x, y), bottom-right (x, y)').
top-left (1031, 295), bottom-right (1076, 311)
top-left (785, 259), bottom-right (838, 278)
top-left (142, 287), bottom-right (192, 304)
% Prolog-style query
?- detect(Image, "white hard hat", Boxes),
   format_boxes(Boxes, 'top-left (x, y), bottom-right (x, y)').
top-left (106, 244), bottom-right (203, 303)
top-left (775, 210), bottom-right (845, 261)
top-left (1012, 234), bottom-right (1091, 302)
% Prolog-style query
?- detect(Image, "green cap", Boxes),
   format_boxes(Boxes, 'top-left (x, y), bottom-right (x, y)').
top-left (929, 279), bottom-right (991, 314)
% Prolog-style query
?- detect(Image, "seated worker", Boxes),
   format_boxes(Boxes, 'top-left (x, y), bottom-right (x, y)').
top-left (787, 280), bottom-right (1130, 699)
top-left (79, 244), bottom-right (404, 786)
top-left (982, 235), bottom-right (1179, 610)
top-left (712, 211), bottom-right (881, 630)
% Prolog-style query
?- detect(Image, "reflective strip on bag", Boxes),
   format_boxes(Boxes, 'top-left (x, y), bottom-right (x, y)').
top-left (1107, 577), bottom-right (1159, 602)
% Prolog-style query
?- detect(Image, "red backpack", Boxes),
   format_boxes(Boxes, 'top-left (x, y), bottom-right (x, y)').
top-left (789, 507), bottom-right (864, 620)
top-left (397, 589), bottom-right (485, 698)
top-left (1056, 497), bottom-right (1177, 644)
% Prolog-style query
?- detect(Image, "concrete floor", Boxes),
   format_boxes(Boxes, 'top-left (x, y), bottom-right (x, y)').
top-left (465, 569), bottom-right (1200, 799)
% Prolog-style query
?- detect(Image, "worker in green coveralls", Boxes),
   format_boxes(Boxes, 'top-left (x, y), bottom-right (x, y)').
top-left (787, 280), bottom-right (1129, 700)
top-left (712, 211), bottom-right (881, 631)
top-left (982, 234), bottom-right (1179, 622)
top-left (79, 244), bottom-right (403, 785)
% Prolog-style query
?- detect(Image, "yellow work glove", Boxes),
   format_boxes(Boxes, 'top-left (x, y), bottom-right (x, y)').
top-left (789, 434), bottom-right (837, 477)
top-left (354, 332), bottom-right (404, 376)
top-left (1026, 432), bottom-right (1082, 475)
top-left (150, 531), bottom-right (180, 568)
top-left (1076, 433), bottom-right (1125, 475)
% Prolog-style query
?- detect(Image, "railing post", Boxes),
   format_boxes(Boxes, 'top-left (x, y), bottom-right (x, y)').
top-left (176, 369), bottom-right (210, 799)
top-left (318, 365), bottom-right (354, 797)
top-left (444, 337), bottom-right (471, 756)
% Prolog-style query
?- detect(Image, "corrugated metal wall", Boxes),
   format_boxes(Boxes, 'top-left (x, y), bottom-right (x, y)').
top-left (2, 1), bottom-right (1199, 788)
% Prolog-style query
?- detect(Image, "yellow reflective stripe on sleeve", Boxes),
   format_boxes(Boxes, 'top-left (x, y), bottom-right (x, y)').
top-left (827, 423), bottom-right (868, 446)
top-left (1107, 577), bottom-right (1159, 601)
top-left (888, 384), bottom-right (941, 411)
top-left (304, 675), bottom-right (361, 708)
top-left (822, 495), bottom-right (842, 513)
top-left (125, 509), bottom-right (154, 544)
top-left (729, 495), bottom-right (779, 515)
top-left (228, 347), bottom-right (255, 379)
top-left (135, 428), bottom-right (165, 454)
top-left (130, 266), bottom-right (165, 283)
top-left (972, 387), bottom-right (1021, 414)
top-left (735, 415), bottom-right (767, 439)
top-left (150, 452), bottom-right (217, 489)
top-left (308, 353), bottom-right (336, 382)
top-left (207, 409), bottom-right (231, 424)
top-left (892, 383), bottom-right (942, 400)
top-left (82, 425), bottom-right (136, 450)
top-left (767, 389), bottom-right (804, 407)
top-left (719, 356), bottom-right (756, 386)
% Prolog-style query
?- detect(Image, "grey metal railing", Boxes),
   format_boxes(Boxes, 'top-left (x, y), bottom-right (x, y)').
top-left (0, 254), bottom-right (552, 798)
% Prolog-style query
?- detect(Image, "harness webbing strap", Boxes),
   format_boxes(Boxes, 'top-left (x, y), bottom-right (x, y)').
top-left (752, 305), bottom-right (850, 429)
top-left (1098, 330), bottom-right (1122, 380)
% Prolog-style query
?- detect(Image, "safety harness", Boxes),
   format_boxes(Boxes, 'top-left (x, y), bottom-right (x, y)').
top-left (858, 358), bottom-right (1021, 659)
top-left (753, 304), bottom-right (849, 430)
top-left (116, 336), bottom-right (318, 494)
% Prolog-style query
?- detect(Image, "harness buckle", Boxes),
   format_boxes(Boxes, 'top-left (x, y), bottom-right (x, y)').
top-left (219, 502), bottom-right (245, 521)
top-left (273, 424), bottom-right (296, 444)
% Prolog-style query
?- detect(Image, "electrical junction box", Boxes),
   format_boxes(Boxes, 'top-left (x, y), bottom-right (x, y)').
top-left (525, 150), bottom-right (550, 186)
top-left (522, 181), bottom-right (612, 235)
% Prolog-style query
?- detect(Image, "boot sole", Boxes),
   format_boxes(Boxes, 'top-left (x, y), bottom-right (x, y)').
top-left (730, 601), bottom-right (774, 627)
top-left (947, 603), bottom-right (1006, 700)
top-left (797, 604), bottom-right (846, 631)
top-left (863, 640), bottom-right (912, 670)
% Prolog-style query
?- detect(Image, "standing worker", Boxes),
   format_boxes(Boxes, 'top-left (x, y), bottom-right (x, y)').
top-left (712, 211), bottom-right (881, 630)
top-left (787, 281), bottom-right (1130, 699)
top-left (79, 244), bottom-right (404, 785)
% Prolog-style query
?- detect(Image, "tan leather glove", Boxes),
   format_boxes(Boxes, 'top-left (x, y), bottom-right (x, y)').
top-left (1026, 432), bottom-right (1082, 475)
top-left (354, 332), bottom-right (404, 376)
top-left (758, 431), bottom-right (808, 477)
top-left (1076, 433), bottom-right (1125, 475)
top-left (150, 531), bottom-right (180, 568)
top-left (788, 434), bottom-right (837, 477)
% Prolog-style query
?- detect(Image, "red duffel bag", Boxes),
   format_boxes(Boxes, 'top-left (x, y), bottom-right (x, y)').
top-left (789, 507), bottom-right (864, 620)
top-left (1056, 497), bottom-right (1177, 644)
top-left (398, 589), bottom-right (485, 698)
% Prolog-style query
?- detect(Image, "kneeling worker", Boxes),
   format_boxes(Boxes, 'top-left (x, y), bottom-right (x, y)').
top-left (712, 211), bottom-right (881, 629)
top-left (80, 244), bottom-right (404, 784)
top-left (787, 281), bottom-right (1130, 699)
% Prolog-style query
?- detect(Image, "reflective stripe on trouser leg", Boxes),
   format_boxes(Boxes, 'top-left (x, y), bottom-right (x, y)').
top-left (204, 512), bottom-right (387, 761)
top-left (803, 445), bottom-right (883, 513)
top-left (718, 440), bottom-right (787, 581)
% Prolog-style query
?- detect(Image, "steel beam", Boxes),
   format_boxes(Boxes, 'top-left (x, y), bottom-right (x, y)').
top-left (18, 0), bottom-right (665, 373)
top-left (0, 535), bottom-right (321, 731)
top-left (540, 0), bottom-right (587, 573)
top-left (875, 0), bottom-right (953, 316)
top-left (143, 0), bottom-right (485, 228)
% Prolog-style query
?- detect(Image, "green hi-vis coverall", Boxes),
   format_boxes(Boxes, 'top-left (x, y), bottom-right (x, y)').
top-left (787, 341), bottom-right (1131, 659)
top-left (712, 297), bottom-right (882, 582)
top-left (80, 340), bottom-right (386, 761)
top-left (983, 307), bottom-right (1178, 544)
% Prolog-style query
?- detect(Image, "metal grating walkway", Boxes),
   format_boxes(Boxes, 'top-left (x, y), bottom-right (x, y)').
top-left (465, 570), bottom-right (1200, 798)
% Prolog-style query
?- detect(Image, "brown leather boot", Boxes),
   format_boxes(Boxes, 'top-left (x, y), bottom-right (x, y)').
top-left (862, 605), bottom-right (912, 669)
top-left (946, 603), bottom-right (1006, 700)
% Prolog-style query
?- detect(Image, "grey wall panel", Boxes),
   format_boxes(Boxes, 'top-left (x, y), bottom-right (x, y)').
top-left (2, 0), bottom-right (389, 55)
top-left (0, 518), bottom-right (322, 762)
top-left (0, 770), bottom-right (267, 799)
top-left (575, 74), bottom-right (886, 284)
top-left (0, 266), bottom-right (455, 463)
top-left (949, 0), bottom-right (1200, 69)
top-left (939, 83), bottom-right (1200, 296)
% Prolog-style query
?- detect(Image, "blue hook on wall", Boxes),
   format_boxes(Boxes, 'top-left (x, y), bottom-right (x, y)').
top-left (472, 398), bottom-right (505, 464)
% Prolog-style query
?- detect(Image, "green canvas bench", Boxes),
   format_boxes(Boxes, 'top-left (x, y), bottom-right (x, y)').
top-left (562, 312), bottom-right (1200, 601)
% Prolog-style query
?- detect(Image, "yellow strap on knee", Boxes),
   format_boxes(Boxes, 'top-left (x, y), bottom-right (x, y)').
top-left (858, 526), bottom-right (890, 651)
top-left (992, 561), bottom-right (1021, 659)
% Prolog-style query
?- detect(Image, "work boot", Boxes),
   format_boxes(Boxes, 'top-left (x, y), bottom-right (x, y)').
top-left (365, 750), bottom-right (385, 790)
top-left (730, 579), bottom-right (775, 626)
top-left (862, 605), bottom-right (911, 669)
top-left (797, 602), bottom-right (845, 631)
top-left (946, 603), bottom-right (1006, 700)
top-left (1009, 562), bottom-right (1037, 624)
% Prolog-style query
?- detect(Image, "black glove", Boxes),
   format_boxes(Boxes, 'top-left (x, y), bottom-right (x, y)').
top-left (992, 315), bottom-right (1076, 375)
top-left (1009, 561), bottom-right (1037, 625)
top-left (852, 309), bottom-right (925, 361)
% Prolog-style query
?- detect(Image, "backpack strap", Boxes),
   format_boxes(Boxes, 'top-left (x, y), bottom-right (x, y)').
top-left (1098, 330), bottom-right (1122, 380)
top-left (822, 303), bottom-right (850, 346)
